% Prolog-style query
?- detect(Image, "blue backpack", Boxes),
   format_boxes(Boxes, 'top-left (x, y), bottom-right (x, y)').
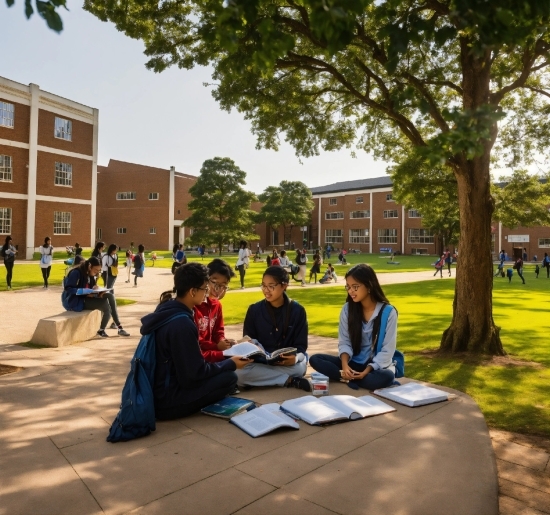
top-left (106, 312), bottom-right (191, 443)
top-left (373, 304), bottom-right (405, 378)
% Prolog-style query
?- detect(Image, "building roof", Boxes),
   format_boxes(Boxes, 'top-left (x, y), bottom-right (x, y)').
top-left (98, 159), bottom-right (196, 180)
top-left (310, 176), bottom-right (393, 195)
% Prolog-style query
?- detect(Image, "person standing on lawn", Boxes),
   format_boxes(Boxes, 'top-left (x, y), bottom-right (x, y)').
top-left (1, 236), bottom-right (17, 290)
top-left (309, 264), bottom-right (397, 391)
top-left (513, 256), bottom-right (526, 284)
top-left (542, 252), bottom-right (550, 279)
top-left (295, 248), bottom-right (307, 287)
top-left (39, 237), bottom-right (54, 289)
top-left (236, 240), bottom-right (251, 289)
top-left (132, 244), bottom-right (145, 287)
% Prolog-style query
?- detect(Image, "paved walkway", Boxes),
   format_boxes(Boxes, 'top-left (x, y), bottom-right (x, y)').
top-left (0, 267), bottom-right (540, 514)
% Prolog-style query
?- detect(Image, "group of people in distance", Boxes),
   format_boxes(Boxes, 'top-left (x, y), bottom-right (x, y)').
top-left (143, 258), bottom-right (398, 421)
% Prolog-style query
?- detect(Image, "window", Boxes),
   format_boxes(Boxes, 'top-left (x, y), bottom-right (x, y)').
top-left (54, 162), bottom-right (72, 187)
top-left (325, 229), bottom-right (343, 244)
top-left (350, 210), bottom-right (370, 219)
top-left (378, 229), bottom-right (397, 244)
top-left (329, 198), bottom-right (337, 205)
top-left (96, 228), bottom-right (102, 240)
top-left (383, 210), bottom-right (398, 218)
top-left (54, 117), bottom-right (72, 141)
top-left (411, 248), bottom-right (428, 255)
top-left (117, 227), bottom-right (127, 234)
top-left (407, 228), bottom-right (435, 244)
top-left (116, 192), bottom-right (136, 200)
top-left (0, 155), bottom-right (12, 182)
top-left (149, 227), bottom-right (156, 234)
top-left (0, 102), bottom-right (14, 128)
top-left (272, 229), bottom-right (279, 246)
top-left (356, 196), bottom-right (363, 203)
top-left (539, 238), bottom-right (550, 248)
top-left (325, 211), bottom-right (344, 220)
top-left (408, 209), bottom-right (422, 218)
top-left (149, 192), bottom-right (159, 200)
top-left (54, 211), bottom-right (71, 235)
top-left (349, 229), bottom-right (370, 244)
top-left (491, 233), bottom-right (495, 253)
top-left (386, 193), bottom-right (394, 201)
top-left (0, 207), bottom-right (12, 234)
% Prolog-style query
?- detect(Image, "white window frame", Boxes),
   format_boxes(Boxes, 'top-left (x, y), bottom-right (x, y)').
top-left (408, 209), bottom-right (422, 218)
top-left (538, 238), bottom-right (550, 248)
top-left (325, 211), bottom-right (344, 220)
top-left (96, 228), bottom-right (102, 240)
top-left (350, 210), bottom-right (370, 219)
top-left (329, 198), bottom-right (337, 205)
top-left (116, 192), bottom-right (136, 200)
top-left (149, 192), bottom-right (159, 200)
top-left (0, 102), bottom-right (14, 128)
top-left (54, 117), bottom-right (72, 141)
top-left (356, 196), bottom-right (364, 204)
top-left (325, 229), bottom-right (343, 244)
top-left (378, 228), bottom-right (398, 244)
top-left (0, 207), bottom-right (12, 234)
top-left (386, 193), bottom-right (394, 202)
top-left (54, 162), bottom-right (73, 187)
top-left (149, 227), bottom-right (156, 234)
top-left (0, 155), bottom-right (13, 182)
top-left (411, 248), bottom-right (428, 255)
top-left (117, 227), bottom-right (127, 234)
top-left (383, 209), bottom-right (399, 218)
top-left (54, 211), bottom-right (71, 235)
top-left (407, 228), bottom-right (435, 244)
top-left (349, 228), bottom-right (370, 244)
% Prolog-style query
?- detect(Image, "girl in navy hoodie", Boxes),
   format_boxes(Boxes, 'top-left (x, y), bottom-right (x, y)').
top-left (142, 263), bottom-right (251, 420)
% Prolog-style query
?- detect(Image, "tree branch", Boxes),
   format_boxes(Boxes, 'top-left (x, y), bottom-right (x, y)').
top-left (523, 85), bottom-right (550, 100)
top-left (490, 46), bottom-right (537, 104)
top-left (422, 79), bottom-right (463, 96)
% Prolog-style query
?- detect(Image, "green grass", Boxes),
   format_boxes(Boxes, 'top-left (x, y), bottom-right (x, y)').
top-left (116, 298), bottom-right (137, 306)
top-left (220, 275), bottom-right (550, 438)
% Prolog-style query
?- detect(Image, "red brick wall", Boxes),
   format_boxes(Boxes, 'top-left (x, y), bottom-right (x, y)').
top-left (0, 144), bottom-right (29, 195)
top-left (174, 174), bottom-right (196, 241)
top-left (0, 99), bottom-right (30, 144)
top-left (36, 151), bottom-right (92, 200)
top-left (37, 109), bottom-right (93, 156)
top-left (34, 200), bottom-right (92, 248)
top-left (0, 198), bottom-right (27, 253)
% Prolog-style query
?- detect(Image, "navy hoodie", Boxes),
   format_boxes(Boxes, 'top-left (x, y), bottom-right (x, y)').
top-left (140, 299), bottom-right (236, 411)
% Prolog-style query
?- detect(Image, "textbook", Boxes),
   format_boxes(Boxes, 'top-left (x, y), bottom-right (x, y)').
top-left (230, 403), bottom-right (300, 437)
top-left (373, 382), bottom-right (449, 407)
top-left (76, 287), bottom-right (113, 295)
top-left (200, 397), bottom-right (256, 420)
top-left (280, 395), bottom-right (395, 425)
top-left (223, 342), bottom-right (297, 364)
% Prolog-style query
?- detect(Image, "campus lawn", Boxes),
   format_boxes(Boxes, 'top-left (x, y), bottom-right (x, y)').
top-left (221, 276), bottom-right (550, 438)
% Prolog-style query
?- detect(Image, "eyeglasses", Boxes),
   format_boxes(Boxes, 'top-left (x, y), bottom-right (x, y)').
top-left (209, 279), bottom-right (229, 292)
top-left (344, 284), bottom-right (362, 292)
top-left (260, 283), bottom-right (281, 292)
top-left (196, 286), bottom-right (210, 293)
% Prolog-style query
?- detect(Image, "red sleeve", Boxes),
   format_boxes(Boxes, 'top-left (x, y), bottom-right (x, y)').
top-left (211, 298), bottom-right (226, 344)
top-left (201, 349), bottom-right (227, 363)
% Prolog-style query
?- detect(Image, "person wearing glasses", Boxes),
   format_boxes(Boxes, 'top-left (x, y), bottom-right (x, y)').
top-left (238, 266), bottom-right (311, 391)
top-left (309, 264), bottom-right (397, 390)
top-left (146, 263), bottom-right (251, 420)
top-left (194, 259), bottom-right (237, 362)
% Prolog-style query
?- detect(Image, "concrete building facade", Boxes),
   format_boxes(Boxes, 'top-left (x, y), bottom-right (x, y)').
top-left (96, 159), bottom-right (196, 251)
top-left (0, 76), bottom-right (98, 258)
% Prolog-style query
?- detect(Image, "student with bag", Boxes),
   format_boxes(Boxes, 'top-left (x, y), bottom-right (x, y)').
top-left (310, 264), bottom-right (402, 390)
top-left (132, 244), bottom-right (145, 287)
top-left (238, 266), bottom-right (311, 391)
top-left (1, 235), bottom-right (17, 290)
top-left (236, 240), bottom-right (251, 289)
top-left (39, 237), bottom-right (54, 289)
top-left (101, 244), bottom-right (119, 290)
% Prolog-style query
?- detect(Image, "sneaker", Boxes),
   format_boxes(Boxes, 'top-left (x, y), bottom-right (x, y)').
top-left (118, 328), bottom-right (130, 337)
top-left (110, 323), bottom-right (118, 329)
top-left (287, 377), bottom-right (312, 392)
top-left (97, 330), bottom-right (109, 338)
top-left (240, 286), bottom-right (245, 289)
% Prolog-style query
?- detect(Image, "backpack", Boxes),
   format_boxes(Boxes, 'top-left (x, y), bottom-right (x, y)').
top-left (133, 254), bottom-right (143, 269)
top-left (106, 312), bottom-right (192, 443)
top-left (372, 304), bottom-right (405, 378)
top-left (0, 246), bottom-right (5, 258)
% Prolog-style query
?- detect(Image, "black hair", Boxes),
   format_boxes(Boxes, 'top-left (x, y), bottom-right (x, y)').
top-left (43, 236), bottom-right (51, 245)
top-left (78, 256), bottom-right (101, 275)
top-left (172, 243), bottom-right (179, 254)
top-left (207, 258), bottom-right (235, 280)
top-left (138, 244), bottom-right (145, 253)
top-left (160, 262), bottom-right (209, 303)
top-left (345, 264), bottom-right (389, 355)
top-left (75, 242), bottom-right (80, 248)
top-left (92, 241), bottom-right (105, 257)
top-left (263, 265), bottom-right (289, 285)
top-left (3, 235), bottom-right (12, 245)
top-left (74, 255), bottom-right (85, 266)
top-left (107, 244), bottom-right (118, 255)
top-left (280, 250), bottom-right (286, 257)
top-left (239, 240), bottom-right (247, 248)
top-left (125, 249), bottom-right (132, 258)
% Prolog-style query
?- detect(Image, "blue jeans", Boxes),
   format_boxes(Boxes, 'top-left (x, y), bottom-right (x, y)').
top-left (309, 353), bottom-right (395, 390)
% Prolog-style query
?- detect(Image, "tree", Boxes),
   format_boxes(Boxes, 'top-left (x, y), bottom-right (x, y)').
top-left (258, 181), bottom-right (314, 246)
top-left (185, 157), bottom-right (257, 256)
top-left (85, 0), bottom-right (550, 355)
top-left (5, 0), bottom-right (67, 32)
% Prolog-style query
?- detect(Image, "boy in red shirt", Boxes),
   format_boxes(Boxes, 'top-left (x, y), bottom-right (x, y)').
top-left (194, 259), bottom-right (237, 362)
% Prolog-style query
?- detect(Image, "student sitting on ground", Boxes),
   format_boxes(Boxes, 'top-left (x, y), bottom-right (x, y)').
top-left (239, 266), bottom-right (311, 391)
top-left (279, 250), bottom-right (290, 268)
top-left (194, 259), bottom-right (237, 362)
top-left (319, 264), bottom-right (333, 284)
top-left (141, 263), bottom-right (250, 420)
top-left (63, 256), bottom-right (130, 338)
top-left (310, 264), bottom-right (397, 390)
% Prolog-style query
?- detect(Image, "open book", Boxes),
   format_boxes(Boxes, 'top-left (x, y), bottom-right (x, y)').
top-left (374, 382), bottom-right (449, 407)
top-left (201, 397), bottom-right (256, 419)
top-left (76, 287), bottom-right (113, 295)
top-left (223, 341), bottom-right (297, 364)
top-left (230, 403), bottom-right (299, 437)
top-left (280, 395), bottom-right (395, 425)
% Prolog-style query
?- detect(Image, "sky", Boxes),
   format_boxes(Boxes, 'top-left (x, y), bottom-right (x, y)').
top-left (1, 2), bottom-right (389, 194)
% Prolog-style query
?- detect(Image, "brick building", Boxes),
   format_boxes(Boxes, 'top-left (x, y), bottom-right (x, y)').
top-left (0, 76), bottom-right (99, 258)
top-left (96, 159), bottom-right (196, 250)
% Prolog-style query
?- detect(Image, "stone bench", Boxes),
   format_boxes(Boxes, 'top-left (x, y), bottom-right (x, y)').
top-left (31, 310), bottom-right (101, 347)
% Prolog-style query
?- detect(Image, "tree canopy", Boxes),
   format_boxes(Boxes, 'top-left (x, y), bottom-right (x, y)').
top-left (5, 0), bottom-right (67, 32)
top-left (257, 181), bottom-right (314, 245)
top-left (185, 157), bottom-right (257, 255)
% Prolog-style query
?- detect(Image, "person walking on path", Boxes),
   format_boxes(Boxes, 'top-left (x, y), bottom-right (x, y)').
top-left (1, 236), bottom-right (17, 290)
top-left (295, 248), bottom-right (308, 287)
top-left (433, 255), bottom-right (445, 278)
top-left (125, 249), bottom-right (133, 283)
top-left (444, 248), bottom-right (453, 277)
top-left (132, 244), bottom-right (145, 287)
top-left (542, 252), bottom-right (550, 279)
top-left (91, 241), bottom-right (105, 260)
top-left (309, 252), bottom-right (322, 283)
top-left (514, 256), bottom-right (526, 284)
top-left (236, 240), bottom-right (251, 289)
top-left (39, 237), bottom-right (54, 289)
top-left (101, 244), bottom-right (119, 291)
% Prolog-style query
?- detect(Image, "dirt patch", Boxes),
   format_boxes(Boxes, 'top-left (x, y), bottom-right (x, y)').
top-left (411, 349), bottom-right (544, 368)
top-left (0, 364), bottom-right (23, 376)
